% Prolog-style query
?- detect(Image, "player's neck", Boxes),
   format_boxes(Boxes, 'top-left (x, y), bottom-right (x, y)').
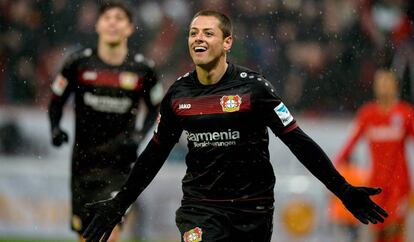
top-left (97, 41), bottom-right (128, 66)
top-left (195, 59), bottom-right (228, 85)
top-left (376, 96), bottom-right (397, 111)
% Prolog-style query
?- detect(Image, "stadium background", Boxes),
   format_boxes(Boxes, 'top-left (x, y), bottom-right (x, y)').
top-left (1, 0), bottom-right (414, 241)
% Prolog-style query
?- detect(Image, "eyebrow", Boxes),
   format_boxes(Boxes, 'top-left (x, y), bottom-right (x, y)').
top-left (190, 27), bottom-right (215, 31)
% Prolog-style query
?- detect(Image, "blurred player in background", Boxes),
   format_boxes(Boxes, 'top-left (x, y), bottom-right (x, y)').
top-left (82, 10), bottom-right (387, 242)
top-left (47, 1), bottom-right (162, 241)
top-left (335, 69), bottom-right (414, 242)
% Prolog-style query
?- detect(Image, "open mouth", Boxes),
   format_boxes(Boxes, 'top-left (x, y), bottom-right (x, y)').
top-left (194, 46), bottom-right (207, 53)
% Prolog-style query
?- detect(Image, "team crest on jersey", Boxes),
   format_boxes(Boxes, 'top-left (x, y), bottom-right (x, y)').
top-left (220, 95), bottom-right (242, 112)
top-left (71, 215), bottom-right (82, 231)
top-left (51, 74), bottom-right (68, 96)
top-left (119, 71), bottom-right (139, 90)
top-left (183, 227), bottom-right (203, 242)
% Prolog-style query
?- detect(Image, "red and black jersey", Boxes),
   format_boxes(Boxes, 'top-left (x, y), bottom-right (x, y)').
top-left (155, 63), bottom-right (297, 203)
top-left (49, 48), bottom-right (160, 170)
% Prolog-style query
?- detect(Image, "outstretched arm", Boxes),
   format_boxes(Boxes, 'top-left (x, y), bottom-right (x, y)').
top-left (279, 127), bottom-right (388, 224)
top-left (83, 136), bottom-right (175, 242)
top-left (83, 87), bottom-right (182, 242)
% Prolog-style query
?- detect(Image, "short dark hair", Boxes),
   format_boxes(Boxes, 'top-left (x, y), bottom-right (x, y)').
top-left (98, 1), bottom-right (133, 22)
top-left (191, 10), bottom-right (233, 38)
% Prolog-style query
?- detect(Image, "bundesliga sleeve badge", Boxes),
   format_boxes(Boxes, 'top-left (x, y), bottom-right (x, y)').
top-left (119, 71), bottom-right (139, 90)
top-left (51, 74), bottom-right (68, 96)
top-left (275, 102), bottom-right (293, 126)
top-left (183, 227), bottom-right (203, 242)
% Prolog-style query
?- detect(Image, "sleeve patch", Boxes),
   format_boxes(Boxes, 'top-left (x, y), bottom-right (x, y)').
top-left (51, 74), bottom-right (68, 96)
top-left (274, 102), bottom-right (294, 126)
top-left (150, 83), bottom-right (164, 105)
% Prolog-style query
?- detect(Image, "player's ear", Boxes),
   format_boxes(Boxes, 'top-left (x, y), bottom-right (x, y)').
top-left (223, 35), bottom-right (233, 52)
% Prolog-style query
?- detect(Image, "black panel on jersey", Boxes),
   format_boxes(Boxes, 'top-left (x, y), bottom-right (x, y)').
top-left (48, 48), bottom-right (159, 172)
top-left (153, 63), bottom-right (297, 204)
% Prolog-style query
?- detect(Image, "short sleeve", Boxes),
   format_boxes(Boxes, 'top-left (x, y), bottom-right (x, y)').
top-left (252, 79), bottom-right (297, 136)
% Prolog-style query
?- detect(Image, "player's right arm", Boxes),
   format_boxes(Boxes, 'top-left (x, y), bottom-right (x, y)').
top-left (47, 52), bottom-right (78, 147)
top-left (82, 88), bottom-right (183, 242)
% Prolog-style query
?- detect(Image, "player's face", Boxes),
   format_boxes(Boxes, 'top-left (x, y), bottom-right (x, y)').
top-left (374, 71), bottom-right (398, 101)
top-left (96, 7), bottom-right (133, 46)
top-left (188, 16), bottom-right (232, 68)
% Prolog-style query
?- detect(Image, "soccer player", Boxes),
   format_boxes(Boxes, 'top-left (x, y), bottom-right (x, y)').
top-left (82, 10), bottom-right (388, 242)
top-left (47, 2), bottom-right (161, 242)
top-left (334, 69), bottom-right (414, 242)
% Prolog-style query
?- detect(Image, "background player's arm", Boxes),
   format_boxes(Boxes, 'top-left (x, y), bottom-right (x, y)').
top-left (140, 63), bottom-right (163, 136)
top-left (334, 110), bottom-right (366, 166)
top-left (48, 73), bottom-right (74, 147)
top-left (47, 51), bottom-right (78, 147)
top-left (140, 85), bottom-right (161, 136)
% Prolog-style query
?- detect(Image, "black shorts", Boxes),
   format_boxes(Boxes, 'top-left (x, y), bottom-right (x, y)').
top-left (175, 201), bottom-right (274, 242)
top-left (70, 167), bottom-right (130, 234)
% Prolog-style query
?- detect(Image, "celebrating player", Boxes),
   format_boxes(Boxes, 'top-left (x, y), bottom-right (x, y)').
top-left (82, 10), bottom-right (387, 242)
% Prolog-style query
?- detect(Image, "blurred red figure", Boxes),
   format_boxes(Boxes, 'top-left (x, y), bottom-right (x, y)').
top-left (335, 69), bottom-right (414, 242)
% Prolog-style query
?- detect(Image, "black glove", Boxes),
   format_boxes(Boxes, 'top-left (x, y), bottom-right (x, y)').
top-left (340, 186), bottom-right (388, 224)
top-left (83, 197), bottom-right (128, 242)
top-left (51, 127), bottom-right (68, 147)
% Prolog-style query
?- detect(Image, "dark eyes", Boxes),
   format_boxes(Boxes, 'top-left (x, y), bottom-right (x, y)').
top-left (189, 31), bottom-right (214, 37)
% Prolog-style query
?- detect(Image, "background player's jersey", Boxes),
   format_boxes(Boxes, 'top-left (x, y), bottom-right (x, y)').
top-left (50, 48), bottom-right (159, 170)
top-left (154, 63), bottom-right (297, 204)
top-left (335, 101), bottom-right (414, 222)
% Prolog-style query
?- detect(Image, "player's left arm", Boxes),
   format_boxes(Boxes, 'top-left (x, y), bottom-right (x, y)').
top-left (252, 77), bottom-right (388, 225)
top-left (279, 126), bottom-right (387, 224)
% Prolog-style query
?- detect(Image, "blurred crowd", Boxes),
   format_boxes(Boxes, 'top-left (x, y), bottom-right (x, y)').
top-left (1, 0), bottom-right (414, 114)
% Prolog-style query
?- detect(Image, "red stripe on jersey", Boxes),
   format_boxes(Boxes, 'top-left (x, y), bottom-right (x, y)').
top-left (172, 94), bottom-right (251, 116)
top-left (282, 122), bottom-right (298, 134)
top-left (78, 69), bottom-right (144, 91)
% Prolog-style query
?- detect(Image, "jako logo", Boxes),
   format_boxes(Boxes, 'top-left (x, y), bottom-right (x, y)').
top-left (179, 103), bottom-right (191, 109)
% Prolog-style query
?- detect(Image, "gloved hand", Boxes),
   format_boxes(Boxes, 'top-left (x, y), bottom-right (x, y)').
top-left (51, 127), bottom-right (68, 147)
top-left (83, 197), bottom-right (128, 242)
top-left (340, 186), bottom-right (388, 224)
